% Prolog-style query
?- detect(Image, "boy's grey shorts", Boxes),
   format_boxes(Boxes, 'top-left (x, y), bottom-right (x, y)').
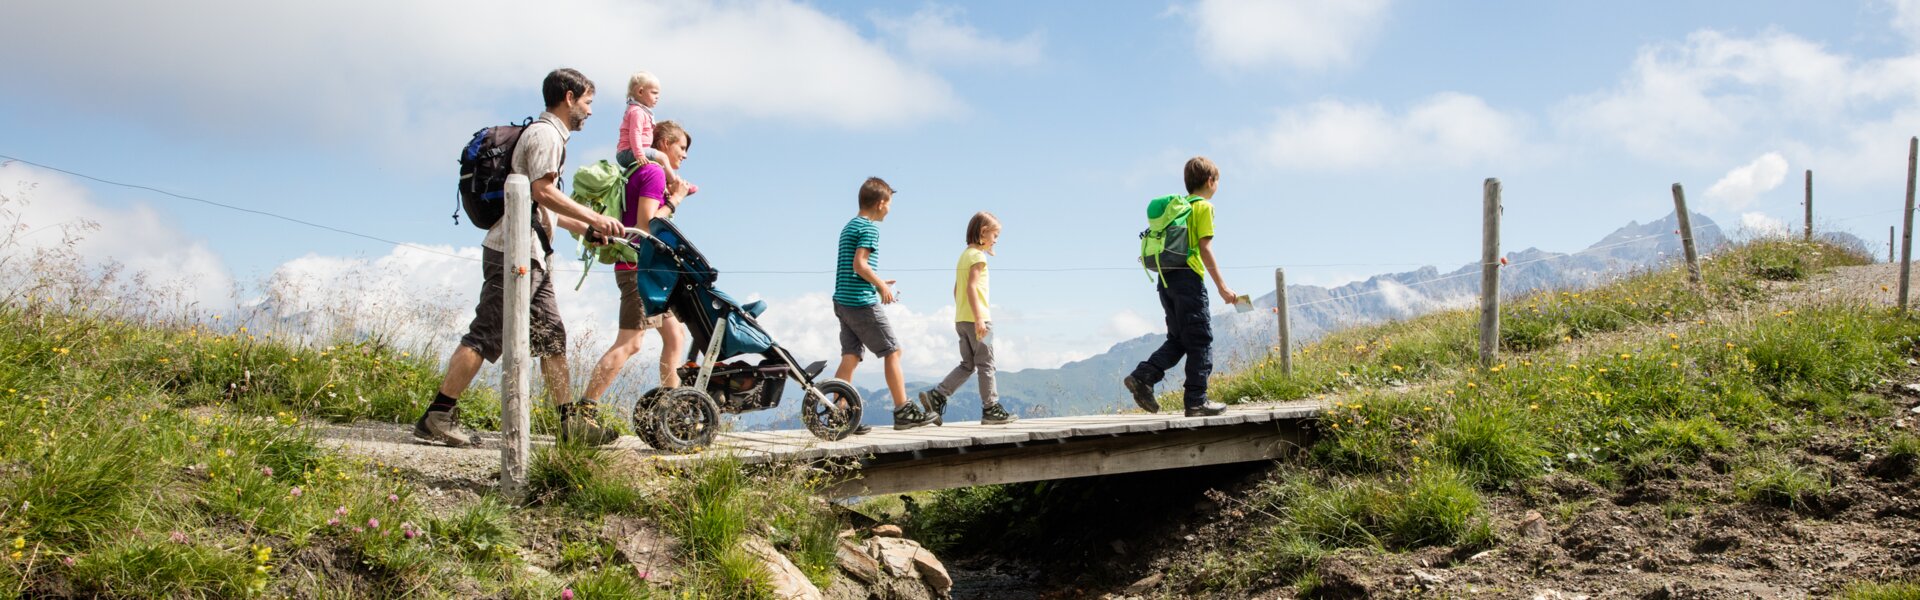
top-left (834, 303), bottom-right (899, 359)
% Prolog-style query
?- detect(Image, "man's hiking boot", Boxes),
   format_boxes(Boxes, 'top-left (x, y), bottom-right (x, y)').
top-left (981, 403), bottom-right (1018, 425)
top-left (893, 403), bottom-right (937, 430)
top-left (917, 389), bottom-right (949, 426)
top-left (1184, 401), bottom-right (1227, 418)
top-left (1123, 376), bottom-right (1159, 414)
top-left (413, 407), bottom-right (474, 448)
top-left (559, 401), bottom-right (620, 447)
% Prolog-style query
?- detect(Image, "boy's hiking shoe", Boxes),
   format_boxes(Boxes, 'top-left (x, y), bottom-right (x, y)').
top-left (413, 408), bottom-right (475, 448)
top-left (1184, 401), bottom-right (1227, 418)
top-left (981, 404), bottom-right (1018, 425)
top-left (917, 389), bottom-right (949, 426)
top-left (559, 401), bottom-right (620, 446)
top-left (1123, 376), bottom-right (1159, 414)
top-left (893, 403), bottom-right (937, 430)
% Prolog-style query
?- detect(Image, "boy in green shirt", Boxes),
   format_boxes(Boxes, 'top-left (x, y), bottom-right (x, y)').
top-left (833, 177), bottom-right (939, 430)
top-left (1124, 157), bottom-right (1239, 417)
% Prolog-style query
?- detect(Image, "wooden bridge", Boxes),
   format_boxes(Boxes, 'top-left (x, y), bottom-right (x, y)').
top-left (317, 399), bottom-right (1325, 498)
top-left (677, 399), bottom-right (1326, 498)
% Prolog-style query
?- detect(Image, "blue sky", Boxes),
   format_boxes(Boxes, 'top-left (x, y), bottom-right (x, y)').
top-left (4, 0), bottom-right (1919, 380)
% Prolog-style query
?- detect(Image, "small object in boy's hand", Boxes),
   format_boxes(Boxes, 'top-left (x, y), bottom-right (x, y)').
top-left (1234, 295), bottom-right (1253, 313)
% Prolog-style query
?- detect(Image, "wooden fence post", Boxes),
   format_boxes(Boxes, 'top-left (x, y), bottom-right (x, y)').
top-left (1903, 137), bottom-right (1918, 312)
top-left (1274, 268), bottom-right (1290, 376)
top-left (1479, 178), bottom-right (1501, 368)
top-left (1804, 169), bottom-right (1813, 242)
top-left (500, 174), bottom-right (533, 499)
top-left (1672, 184), bottom-right (1702, 285)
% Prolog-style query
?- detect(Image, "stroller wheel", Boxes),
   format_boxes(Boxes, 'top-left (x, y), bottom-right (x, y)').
top-left (648, 388), bottom-right (719, 453)
top-left (803, 378), bottom-right (864, 442)
top-left (631, 387), bottom-right (670, 450)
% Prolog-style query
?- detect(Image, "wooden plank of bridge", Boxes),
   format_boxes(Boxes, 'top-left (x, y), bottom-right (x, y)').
top-left (822, 420), bottom-right (1310, 498)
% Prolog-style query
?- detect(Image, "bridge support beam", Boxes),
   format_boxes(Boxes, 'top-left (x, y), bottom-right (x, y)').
top-left (821, 420), bottom-right (1311, 499)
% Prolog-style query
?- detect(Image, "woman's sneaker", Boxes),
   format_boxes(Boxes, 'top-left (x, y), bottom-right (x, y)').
top-left (893, 403), bottom-right (937, 430)
top-left (559, 401), bottom-right (620, 446)
top-left (917, 389), bottom-right (949, 426)
top-left (981, 404), bottom-right (1018, 425)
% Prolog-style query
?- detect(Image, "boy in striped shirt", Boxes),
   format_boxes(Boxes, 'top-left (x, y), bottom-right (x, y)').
top-left (833, 177), bottom-right (939, 430)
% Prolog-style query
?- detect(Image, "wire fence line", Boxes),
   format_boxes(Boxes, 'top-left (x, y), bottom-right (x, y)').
top-left (0, 153), bottom-right (1895, 302)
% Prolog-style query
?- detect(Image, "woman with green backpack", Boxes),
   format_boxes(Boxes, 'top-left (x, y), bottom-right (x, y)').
top-left (578, 121), bottom-right (695, 411)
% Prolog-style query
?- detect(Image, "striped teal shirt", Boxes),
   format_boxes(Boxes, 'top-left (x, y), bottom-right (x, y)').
top-left (834, 217), bottom-right (881, 307)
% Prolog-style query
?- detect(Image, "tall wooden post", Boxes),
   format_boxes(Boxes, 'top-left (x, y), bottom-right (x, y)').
top-left (1902, 137), bottom-right (1917, 313)
top-left (1672, 184), bottom-right (1702, 285)
top-left (500, 174), bottom-right (533, 499)
top-left (1803, 169), bottom-right (1813, 242)
top-left (1274, 268), bottom-right (1291, 376)
top-left (1479, 178), bottom-right (1501, 368)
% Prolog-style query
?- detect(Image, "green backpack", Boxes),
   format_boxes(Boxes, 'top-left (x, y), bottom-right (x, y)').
top-left (568, 159), bottom-right (641, 289)
top-left (1138, 194), bottom-right (1195, 280)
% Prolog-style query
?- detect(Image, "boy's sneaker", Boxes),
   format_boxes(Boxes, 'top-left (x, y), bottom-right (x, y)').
top-left (917, 389), bottom-right (949, 426)
top-left (1123, 376), bottom-right (1159, 414)
top-left (413, 407), bottom-right (474, 448)
top-left (1184, 401), bottom-right (1228, 418)
top-left (981, 404), bottom-right (1018, 425)
top-left (559, 401), bottom-right (620, 446)
top-left (893, 403), bottom-right (937, 430)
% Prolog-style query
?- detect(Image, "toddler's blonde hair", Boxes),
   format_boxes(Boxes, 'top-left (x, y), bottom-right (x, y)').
top-left (627, 71), bottom-right (660, 99)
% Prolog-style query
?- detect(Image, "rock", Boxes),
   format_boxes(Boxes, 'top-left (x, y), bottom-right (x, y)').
top-left (868, 537), bottom-right (923, 579)
top-left (837, 539), bottom-right (881, 584)
top-left (1532, 590), bottom-right (1591, 600)
top-left (1411, 568), bottom-right (1448, 586)
top-left (872, 524), bottom-right (905, 538)
top-left (910, 547), bottom-right (952, 596)
top-left (1125, 573), bottom-right (1163, 595)
top-left (1519, 510), bottom-right (1549, 540)
top-left (743, 536), bottom-right (823, 600)
top-left (1468, 549), bottom-right (1499, 563)
top-left (600, 515), bottom-right (681, 585)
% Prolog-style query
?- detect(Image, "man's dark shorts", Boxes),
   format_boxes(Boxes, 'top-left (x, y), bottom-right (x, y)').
top-left (460, 248), bottom-right (566, 362)
top-left (834, 303), bottom-right (898, 359)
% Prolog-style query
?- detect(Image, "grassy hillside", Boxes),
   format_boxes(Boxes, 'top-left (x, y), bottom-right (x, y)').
top-left (895, 237), bottom-right (1920, 597)
top-left (0, 282), bottom-right (838, 597)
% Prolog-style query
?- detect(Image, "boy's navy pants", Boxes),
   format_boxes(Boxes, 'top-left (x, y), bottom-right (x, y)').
top-left (1131, 269), bottom-right (1212, 409)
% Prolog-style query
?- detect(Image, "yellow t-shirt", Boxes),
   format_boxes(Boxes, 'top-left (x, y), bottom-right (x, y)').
top-left (953, 247), bottom-right (990, 323)
top-left (1185, 198), bottom-right (1215, 275)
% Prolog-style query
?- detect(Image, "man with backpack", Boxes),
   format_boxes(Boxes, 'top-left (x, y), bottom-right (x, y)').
top-left (416, 68), bottom-right (628, 448)
top-left (1124, 156), bottom-right (1238, 418)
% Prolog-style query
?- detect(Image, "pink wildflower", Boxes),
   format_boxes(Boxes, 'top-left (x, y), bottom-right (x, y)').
top-left (352, 527), bottom-right (364, 534)
top-left (367, 518), bottom-right (379, 529)
top-left (261, 467), bottom-right (273, 477)
top-left (326, 518), bottom-right (340, 527)
top-left (169, 531), bottom-right (187, 544)
top-left (561, 589), bottom-right (575, 600)
top-left (335, 506), bottom-right (349, 516)
top-left (61, 556), bottom-right (75, 567)
top-left (387, 494), bottom-right (399, 503)
top-left (289, 486), bottom-right (303, 498)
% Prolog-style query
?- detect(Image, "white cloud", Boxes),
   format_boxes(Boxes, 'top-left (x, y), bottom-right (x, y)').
top-left (1557, 28), bottom-right (1920, 175)
top-left (872, 4), bottom-right (1044, 67)
top-left (1180, 0), bottom-right (1392, 70)
top-left (1105, 309), bottom-right (1157, 341)
top-left (1704, 152), bottom-right (1790, 211)
top-left (1251, 92), bottom-right (1532, 170)
top-left (1740, 212), bottom-right (1789, 237)
top-left (0, 162), bottom-right (235, 309)
top-left (0, 0), bottom-right (961, 166)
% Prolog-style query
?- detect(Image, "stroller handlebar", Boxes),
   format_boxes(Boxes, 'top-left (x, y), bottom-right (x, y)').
top-left (610, 228), bottom-right (677, 257)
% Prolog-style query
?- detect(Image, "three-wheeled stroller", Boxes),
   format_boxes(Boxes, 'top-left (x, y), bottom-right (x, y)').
top-left (614, 219), bottom-right (865, 452)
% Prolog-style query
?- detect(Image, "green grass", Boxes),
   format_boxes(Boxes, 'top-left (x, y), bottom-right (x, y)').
top-left (1841, 579), bottom-right (1920, 600)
